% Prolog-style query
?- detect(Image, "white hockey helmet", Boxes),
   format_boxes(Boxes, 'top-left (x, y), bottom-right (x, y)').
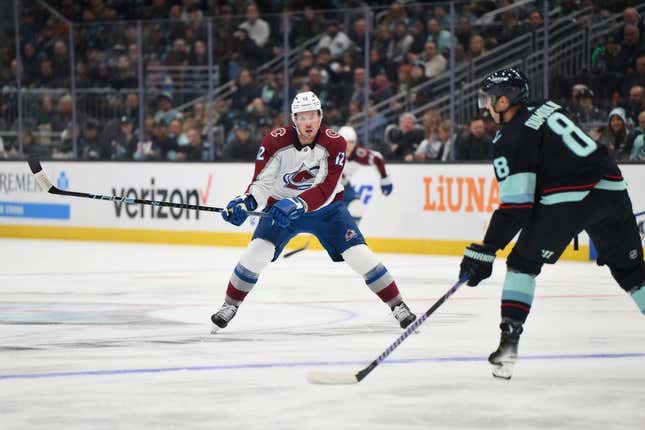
top-left (291, 91), bottom-right (322, 123)
top-left (338, 125), bottom-right (357, 144)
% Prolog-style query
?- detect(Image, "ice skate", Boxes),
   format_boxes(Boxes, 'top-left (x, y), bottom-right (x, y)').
top-left (210, 303), bottom-right (238, 333)
top-left (488, 319), bottom-right (523, 379)
top-left (392, 302), bottom-right (416, 329)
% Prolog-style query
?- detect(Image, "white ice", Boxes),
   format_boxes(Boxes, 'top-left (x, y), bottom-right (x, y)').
top-left (1, 238), bottom-right (643, 429)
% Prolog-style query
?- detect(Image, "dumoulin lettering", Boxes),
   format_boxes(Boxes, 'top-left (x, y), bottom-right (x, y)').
top-left (524, 101), bottom-right (561, 130)
top-left (423, 176), bottom-right (499, 213)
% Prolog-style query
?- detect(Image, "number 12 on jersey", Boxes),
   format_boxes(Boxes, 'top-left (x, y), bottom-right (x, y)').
top-left (335, 152), bottom-right (345, 166)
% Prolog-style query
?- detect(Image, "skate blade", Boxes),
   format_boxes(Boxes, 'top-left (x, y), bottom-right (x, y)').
top-left (491, 362), bottom-right (514, 380)
top-left (210, 325), bottom-right (221, 334)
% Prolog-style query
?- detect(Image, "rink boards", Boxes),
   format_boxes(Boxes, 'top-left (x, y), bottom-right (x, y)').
top-left (0, 161), bottom-right (643, 260)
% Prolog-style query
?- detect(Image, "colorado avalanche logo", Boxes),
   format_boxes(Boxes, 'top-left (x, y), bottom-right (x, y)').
top-left (283, 163), bottom-right (320, 190)
top-left (270, 127), bottom-right (287, 138)
top-left (325, 129), bottom-right (340, 138)
top-left (345, 228), bottom-right (357, 241)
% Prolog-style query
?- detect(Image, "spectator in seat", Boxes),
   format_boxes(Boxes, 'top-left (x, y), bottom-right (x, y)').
top-left (621, 25), bottom-right (643, 74)
top-left (386, 21), bottom-right (414, 71)
top-left (109, 116), bottom-right (137, 160)
top-left (384, 112), bottom-right (425, 161)
top-left (290, 6), bottom-right (326, 47)
top-left (165, 38), bottom-right (189, 66)
top-left (154, 92), bottom-right (181, 125)
top-left (628, 110), bottom-right (645, 160)
top-left (315, 20), bottom-right (352, 60)
top-left (370, 69), bottom-right (394, 105)
top-left (223, 121), bottom-right (259, 161)
top-left (623, 84), bottom-right (645, 126)
top-left (0, 136), bottom-right (17, 159)
top-left (599, 107), bottom-right (635, 161)
top-left (622, 53), bottom-right (645, 101)
top-left (415, 119), bottom-right (454, 162)
top-left (421, 109), bottom-right (442, 143)
top-left (189, 39), bottom-right (208, 66)
top-left (230, 69), bottom-right (261, 116)
top-left (569, 84), bottom-right (604, 124)
top-left (455, 16), bottom-right (473, 50)
top-left (122, 92), bottom-right (140, 125)
top-left (467, 34), bottom-right (486, 60)
top-left (426, 18), bottom-right (452, 56)
top-left (79, 119), bottom-right (103, 160)
top-left (22, 130), bottom-right (50, 159)
top-left (183, 128), bottom-right (208, 161)
top-left (527, 10), bottom-right (544, 31)
top-left (591, 35), bottom-right (625, 98)
top-left (183, 101), bottom-right (208, 135)
top-left (418, 41), bottom-right (447, 79)
top-left (259, 70), bottom-right (282, 113)
top-left (292, 49), bottom-right (315, 86)
top-left (454, 116), bottom-right (492, 161)
top-left (238, 2), bottom-right (270, 48)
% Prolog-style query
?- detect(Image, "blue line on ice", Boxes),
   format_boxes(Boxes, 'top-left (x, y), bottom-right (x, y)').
top-left (1, 353), bottom-right (643, 381)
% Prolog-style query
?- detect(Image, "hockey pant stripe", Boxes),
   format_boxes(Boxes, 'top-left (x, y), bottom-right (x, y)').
top-left (365, 263), bottom-right (388, 285)
top-left (364, 263), bottom-right (394, 291)
top-left (376, 283), bottom-right (402, 308)
top-left (226, 263), bottom-right (260, 305)
top-left (233, 263), bottom-right (259, 285)
top-left (225, 282), bottom-right (249, 306)
top-left (501, 271), bottom-right (535, 323)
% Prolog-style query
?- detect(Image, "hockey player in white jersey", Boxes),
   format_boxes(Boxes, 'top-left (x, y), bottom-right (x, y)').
top-left (337, 125), bottom-right (393, 224)
top-left (211, 91), bottom-right (416, 331)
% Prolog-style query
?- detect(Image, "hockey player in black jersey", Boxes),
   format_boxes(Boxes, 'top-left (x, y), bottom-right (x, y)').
top-left (458, 68), bottom-right (645, 379)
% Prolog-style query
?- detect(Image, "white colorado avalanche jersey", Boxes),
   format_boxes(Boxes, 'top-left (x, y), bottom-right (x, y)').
top-left (246, 125), bottom-right (346, 212)
top-left (341, 146), bottom-right (388, 186)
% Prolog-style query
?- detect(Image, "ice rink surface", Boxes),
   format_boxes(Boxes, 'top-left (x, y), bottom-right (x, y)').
top-left (1, 238), bottom-right (644, 429)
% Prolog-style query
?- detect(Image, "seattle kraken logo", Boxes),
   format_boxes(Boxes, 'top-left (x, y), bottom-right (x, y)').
top-left (283, 163), bottom-right (320, 190)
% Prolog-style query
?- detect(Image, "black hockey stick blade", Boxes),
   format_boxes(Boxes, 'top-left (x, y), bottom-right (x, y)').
top-left (27, 158), bottom-right (269, 218)
top-left (306, 279), bottom-right (466, 385)
top-left (283, 239), bottom-right (311, 258)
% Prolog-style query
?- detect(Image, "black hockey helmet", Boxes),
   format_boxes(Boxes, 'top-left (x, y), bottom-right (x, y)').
top-left (478, 68), bottom-right (529, 109)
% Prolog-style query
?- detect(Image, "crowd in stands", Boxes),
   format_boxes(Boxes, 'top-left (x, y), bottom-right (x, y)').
top-left (0, 0), bottom-right (644, 163)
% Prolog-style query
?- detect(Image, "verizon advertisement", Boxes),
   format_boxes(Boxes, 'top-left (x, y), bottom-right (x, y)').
top-left (0, 161), bottom-right (643, 245)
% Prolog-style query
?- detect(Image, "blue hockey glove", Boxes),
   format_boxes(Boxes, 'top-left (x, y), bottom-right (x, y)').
top-left (459, 243), bottom-right (497, 286)
top-left (221, 194), bottom-right (257, 226)
top-left (380, 176), bottom-right (393, 196)
top-left (269, 197), bottom-right (306, 227)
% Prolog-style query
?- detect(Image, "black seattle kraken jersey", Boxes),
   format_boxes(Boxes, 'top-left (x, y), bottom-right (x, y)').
top-left (483, 100), bottom-right (625, 249)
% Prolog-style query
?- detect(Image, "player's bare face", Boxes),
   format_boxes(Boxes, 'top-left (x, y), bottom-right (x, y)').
top-left (295, 110), bottom-right (321, 145)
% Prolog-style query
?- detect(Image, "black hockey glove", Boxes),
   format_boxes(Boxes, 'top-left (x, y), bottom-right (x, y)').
top-left (459, 243), bottom-right (497, 287)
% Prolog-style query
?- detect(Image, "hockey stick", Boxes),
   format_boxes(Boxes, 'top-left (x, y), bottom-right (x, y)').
top-left (27, 159), bottom-right (270, 218)
top-left (306, 279), bottom-right (465, 385)
top-left (283, 238), bottom-right (311, 258)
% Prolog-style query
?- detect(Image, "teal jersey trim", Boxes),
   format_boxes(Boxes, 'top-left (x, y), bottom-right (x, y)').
top-left (631, 286), bottom-right (645, 315)
top-left (594, 179), bottom-right (627, 191)
top-left (540, 190), bottom-right (590, 205)
top-left (499, 172), bottom-right (536, 204)
top-left (501, 272), bottom-right (536, 306)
